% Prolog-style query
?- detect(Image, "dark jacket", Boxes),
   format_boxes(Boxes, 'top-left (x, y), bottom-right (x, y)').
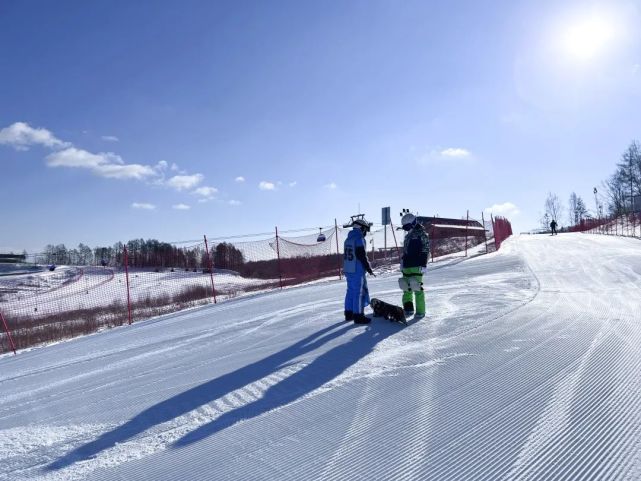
top-left (402, 224), bottom-right (429, 268)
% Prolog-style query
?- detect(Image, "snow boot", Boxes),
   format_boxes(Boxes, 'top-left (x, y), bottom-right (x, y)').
top-left (344, 310), bottom-right (354, 321)
top-left (353, 313), bottom-right (371, 324)
top-left (403, 301), bottom-right (414, 316)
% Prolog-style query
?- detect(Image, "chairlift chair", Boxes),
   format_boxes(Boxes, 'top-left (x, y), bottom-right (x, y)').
top-left (316, 228), bottom-right (326, 242)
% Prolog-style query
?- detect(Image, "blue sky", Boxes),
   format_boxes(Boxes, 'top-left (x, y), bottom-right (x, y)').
top-left (1, 0), bottom-right (640, 252)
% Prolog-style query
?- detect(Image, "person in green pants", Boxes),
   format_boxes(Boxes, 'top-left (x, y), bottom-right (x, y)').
top-left (399, 213), bottom-right (429, 318)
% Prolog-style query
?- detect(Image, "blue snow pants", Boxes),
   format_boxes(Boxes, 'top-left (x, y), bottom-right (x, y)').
top-left (344, 272), bottom-right (370, 315)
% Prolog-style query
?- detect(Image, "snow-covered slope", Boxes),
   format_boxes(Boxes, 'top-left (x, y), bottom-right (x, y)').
top-left (1, 233), bottom-right (640, 480)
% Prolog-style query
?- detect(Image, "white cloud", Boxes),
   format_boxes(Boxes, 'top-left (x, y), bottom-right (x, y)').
top-left (259, 181), bottom-right (276, 191)
top-left (324, 182), bottom-right (338, 190)
top-left (2, 122), bottom-right (215, 196)
top-left (289, 181), bottom-right (298, 187)
top-left (484, 202), bottom-right (520, 219)
top-left (101, 135), bottom-right (119, 142)
top-left (440, 147), bottom-right (471, 158)
top-left (229, 200), bottom-right (242, 206)
top-left (156, 160), bottom-right (169, 171)
top-left (172, 203), bottom-right (191, 210)
top-left (192, 186), bottom-right (218, 198)
top-left (46, 147), bottom-right (118, 168)
top-left (166, 174), bottom-right (204, 191)
top-left (132, 202), bottom-right (156, 210)
top-left (94, 163), bottom-right (158, 180)
top-left (417, 147), bottom-right (476, 166)
top-left (46, 147), bottom-right (157, 180)
top-left (235, 176), bottom-right (245, 182)
top-left (0, 122), bottom-right (69, 151)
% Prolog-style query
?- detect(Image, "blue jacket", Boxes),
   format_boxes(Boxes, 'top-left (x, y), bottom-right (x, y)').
top-left (343, 228), bottom-right (372, 275)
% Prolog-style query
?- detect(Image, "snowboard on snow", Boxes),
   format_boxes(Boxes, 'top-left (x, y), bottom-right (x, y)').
top-left (370, 298), bottom-right (407, 325)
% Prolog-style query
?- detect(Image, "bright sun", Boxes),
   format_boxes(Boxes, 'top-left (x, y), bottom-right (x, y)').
top-left (561, 15), bottom-right (615, 60)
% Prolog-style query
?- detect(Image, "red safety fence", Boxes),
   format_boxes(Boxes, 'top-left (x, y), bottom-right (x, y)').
top-left (568, 212), bottom-right (641, 238)
top-left (491, 216), bottom-right (513, 251)
top-left (0, 211), bottom-right (511, 354)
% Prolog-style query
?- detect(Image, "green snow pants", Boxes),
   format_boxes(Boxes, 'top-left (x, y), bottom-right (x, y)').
top-left (401, 267), bottom-right (425, 315)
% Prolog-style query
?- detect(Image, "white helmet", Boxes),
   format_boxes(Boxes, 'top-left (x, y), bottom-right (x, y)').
top-left (401, 213), bottom-right (417, 228)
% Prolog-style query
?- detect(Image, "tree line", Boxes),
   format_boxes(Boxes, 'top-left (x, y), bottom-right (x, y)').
top-left (36, 240), bottom-right (249, 271)
top-left (33, 240), bottom-right (341, 280)
top-left (542, 140), bottom-right (640, 229)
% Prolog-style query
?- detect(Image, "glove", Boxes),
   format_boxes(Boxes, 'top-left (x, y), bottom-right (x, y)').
top-left (420, 266), bottom-right (427, 274)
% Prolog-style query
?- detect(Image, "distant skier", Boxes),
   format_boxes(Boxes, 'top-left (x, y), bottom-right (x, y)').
top-left (343, 215), bottom-right (374, 324)
top-left (550, 219), bottom-right (558, 236)
top-left (399, 213), bottom-right (429, 318)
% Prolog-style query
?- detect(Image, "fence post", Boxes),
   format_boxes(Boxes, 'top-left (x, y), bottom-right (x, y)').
top-left (334, 219), bottom-right (342, 280)
top-left (275, 226), bottom-right (283, 289)
top-left (203, 235), bottom-right (217, 304)
top-left (0, 310), bottom-right (17, 355)
top-left (430, 224), bottom-right (435, 262)
top-left (390, 220), bottom-right (402, 264)
top-left (371, 237), bottom-right (375, 264)
top-left (123, 245), bottom-right (133, 325)
top-left (384, 222), bottom-right (387, 261)
top-left (465, 210), bottom-right (469, 257)
top-left (481, 212), bottom-right (488, 254)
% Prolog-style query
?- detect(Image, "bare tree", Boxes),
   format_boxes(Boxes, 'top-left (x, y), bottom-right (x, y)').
top-left (568, 192), bottom-right (578, 225)
top-left (603, 170), bottom-right (627, 215)
top-left (538, 212), bottom-right (550, 230)
top-left (544, 192), bottom-right (563, 226)
top-left (576, 197), bottom-right (588, 221)
top-left (617, 141), bottom-right (641, 211)
top-left (568, 192), bottom-right (588, 225)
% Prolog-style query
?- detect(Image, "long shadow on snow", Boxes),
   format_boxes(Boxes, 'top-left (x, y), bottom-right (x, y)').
top-left (48, 320), bottom-right (395, 470)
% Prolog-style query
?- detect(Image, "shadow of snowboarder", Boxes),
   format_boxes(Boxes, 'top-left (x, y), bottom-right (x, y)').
top-left (48, 320), bottom-right (396, 470)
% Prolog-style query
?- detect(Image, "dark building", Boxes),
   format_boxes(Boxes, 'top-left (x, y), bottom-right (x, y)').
top-left (416, 216), bottom-right (486, 239)
top-left (0, 254), bottom-right (26, 264)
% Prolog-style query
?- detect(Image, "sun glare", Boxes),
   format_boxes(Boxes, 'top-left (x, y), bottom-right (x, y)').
top-left (561, 15), bottom-right (615, 61)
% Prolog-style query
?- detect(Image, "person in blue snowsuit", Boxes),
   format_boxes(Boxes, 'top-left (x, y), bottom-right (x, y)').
top-left (343, 217), bottom-right (374, 324)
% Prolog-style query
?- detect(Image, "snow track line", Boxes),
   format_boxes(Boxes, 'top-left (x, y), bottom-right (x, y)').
top-left (506, 319), bottom-right (641, 480)
top-left (6, 267), bottom-right (84, 301)
top-left (435, 322), bottom-right (619, 479)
